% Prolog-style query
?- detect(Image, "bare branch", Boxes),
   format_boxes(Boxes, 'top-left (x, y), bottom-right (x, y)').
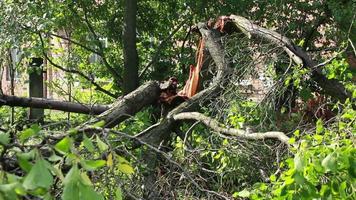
top-left (38, 33), bottom-right (117, 98)
top-left (173, 112), bottom-right (290, 145)
top-left (46, 32), bottom-right (102, 55)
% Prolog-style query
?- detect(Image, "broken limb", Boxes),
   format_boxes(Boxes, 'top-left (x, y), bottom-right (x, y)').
top-left (173, 112), bottom-right (290, 145)
top-left (82, 81), bottom-right (161, 128)
top-left (228, 15), bottom-right (352, 103)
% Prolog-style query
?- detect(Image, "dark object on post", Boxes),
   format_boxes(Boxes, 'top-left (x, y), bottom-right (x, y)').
top-left (28, 57), bottom-right (44, 122)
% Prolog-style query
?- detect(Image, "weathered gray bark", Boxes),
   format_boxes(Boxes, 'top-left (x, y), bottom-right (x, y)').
top-left (0, 81), bottom-right (160, 120)
top-left (88, 81), bottom-right (160, 128)
top-left (229, 15), bottom-right (351, 103)
top-left (122, 0), bottom-right (139, 94)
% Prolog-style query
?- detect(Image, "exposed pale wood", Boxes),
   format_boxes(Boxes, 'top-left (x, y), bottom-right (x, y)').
top-left (173, 112), bottom-right (290, 145)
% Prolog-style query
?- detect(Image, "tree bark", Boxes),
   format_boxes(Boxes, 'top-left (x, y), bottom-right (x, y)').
top-left (0, 95), bottom-right (109, 115)
top-left (0, 81), bottom-right (160, 121)
top-left (123, 0), bottom-right (139, 94)
top-left (86, 81), bottom-right (160, 128)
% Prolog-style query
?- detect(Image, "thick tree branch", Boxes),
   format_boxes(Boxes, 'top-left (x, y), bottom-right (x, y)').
top-left (0, 95), bottom-right (108, 115)
top-left (229, 15), bottom-right (351, 103)
top-left (0, 81), bottom-right (160, 120)
top-left (173, 112), bottom-right (290, 145)
top-left (85, 81), bottom-right (161, 128)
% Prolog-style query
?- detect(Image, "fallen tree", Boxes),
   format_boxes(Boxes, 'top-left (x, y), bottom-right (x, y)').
top-left (0, 14), bottom-right (353, 199)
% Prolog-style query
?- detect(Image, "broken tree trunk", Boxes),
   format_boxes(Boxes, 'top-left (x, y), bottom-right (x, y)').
top-left (137, 22), bottom-right (232, 199)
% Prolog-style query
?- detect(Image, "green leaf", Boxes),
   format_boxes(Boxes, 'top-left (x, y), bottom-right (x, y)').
top-left (293, 172), bottom-right (305, 185)
top-left (115, 188), bottom-right (123, 200)
top-left (81, 160), bottom-right (106, 171)
top-left (232, 192), bottom-right (239, 198)
top-left (0, 132), bottom-right (10, 145)
top-left (284, 176), bottom-right (294, 185)
top-left (23, 158), bottom-right (53, 190)
top-left (63, 165), bottom-right (80, 184)
top-left (17, 157), bottom-right (33, 173)
top-left (68, 128), bottom-right (78, 135)
top-left (288, 137), bottom-right (296, 144)
top-left (320, 185), bottom-right (330, 196)
top-left (237, 189), bottom-right (250, 198)
top-left (316, 119), bottom-right (324, 134)
top-left (313, 134), bottom-right (323, 144)
top-left (78, 182), bottom-right (104, 200)
top-left (82, 135), bottom-right (95, 153)
top-left (0, 182), bottom-right (18, 192)
top-left (96, 136), bottom-right (108, 152)
top-left (294, 154), bottom-right (304, 172)
top-left (116, 155), bottom-right (130, 164)
top-left (117, 163), bottom-right (134, 175)
top-left (80, 173), bottom-right (93, 186)
top-left (322, 153), bottom-right (337, 172)
top-left (341, 112), bottom-right (353, 120)
top-left (19, 124), bottom-right (40, 143)
top-left (293, 130), bottom-right (300, 137)
top-left (62, 165), bottom-right (104, 200)
top-left (17, 149), bottom-right (36, 160)
top-left (48, 153), bottom-right (62, 162)
top-left (92, 120), bottom-right (106, 128)
top-left (55, 137), bottom-right (72, 154)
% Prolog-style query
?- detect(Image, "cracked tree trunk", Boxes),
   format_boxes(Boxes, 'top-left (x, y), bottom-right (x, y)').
top-left (138, 23), bottom-right (232, 199)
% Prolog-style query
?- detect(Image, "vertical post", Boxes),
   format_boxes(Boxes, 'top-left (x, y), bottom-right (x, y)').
top-left (28, 57), bottom-right (44, 122)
